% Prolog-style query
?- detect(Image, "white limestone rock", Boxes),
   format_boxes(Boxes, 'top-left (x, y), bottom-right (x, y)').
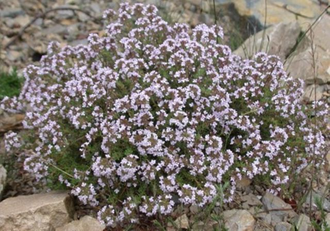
top-left (222, 209), bottom-right (255, 231)
top-left (0, 191), bottom-right (74, 231)
top-left (56, 216), bottom-right (105, 231)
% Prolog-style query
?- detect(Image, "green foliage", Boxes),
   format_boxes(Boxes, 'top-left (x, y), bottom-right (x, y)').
top-left (0, 69), bottom-right (24, 100)
top-left (311, 194), bottom-right (330, 231)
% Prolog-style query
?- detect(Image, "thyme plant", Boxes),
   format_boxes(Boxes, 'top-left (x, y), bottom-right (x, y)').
top-left (2, 3), bottom-right (329, 227)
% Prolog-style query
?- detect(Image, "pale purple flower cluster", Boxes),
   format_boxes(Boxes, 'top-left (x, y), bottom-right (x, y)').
top-left (1, 3), bottom-right (329, 227)
top-left (4, 131), bottom-right (22, 152)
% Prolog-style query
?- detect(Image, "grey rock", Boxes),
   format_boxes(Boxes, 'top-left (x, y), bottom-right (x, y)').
top-left (0, 165), bottom-right (7, 199)
top-left (34, 18), bottom-right (44, 27)
top-left (222, 209), bottom-right (255, 231)
top-left (43, 25), bottom-right (68, 36)
top-left (56, 6), bottom-right (76, 19)
top-left (0, 191), bottom-right (74, 231)
top-left (275, 222), bottom-right (292, 231)
top-left (56, 216), bottom-right (105, 231)
top-left (65, 0), bottom-right (84, 5)
top-left (262, 192), bottom-right (297, 224)
top-left (234, 22), bottom-right (301, 61)
top-left (144, 0), bottom-right (162, 6)
top-left (255, 212), bottom-right (272, 225)
top-left (77, 12), bottom-right (89, 22)
top-left (4, 18), bottom-right (16, 28)
top-left (70, 39), bottom-right (88, 47)
top-left (199, 13), bottom-right (214, 25)
top-left (292, 214), bottom-right (312, 231)
top-left (67, 24), bottom-right (80, 39)
top-left (90, 2), bottom-right (102, 17)
top-left (0, 8), bottom-right (25, 18)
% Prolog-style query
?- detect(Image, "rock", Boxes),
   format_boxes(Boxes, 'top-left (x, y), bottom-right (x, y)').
top-left (90, 2), bottom-right (102, 17)
top-left (303, 84), bottom-right (327, 102)
top-left (0, 165), bottom-right (7, 199)
top-left (65, 0), bottom-right (83, 5)
top-left (286, 47), bottom-right (330, 85)
top-left (253, 219), bottom-right (273, 231)
top-left (22, 25), bottom-right (41, 39)
top-left (0, 191), bottom-right (74, 231)
top-left (275, 222), bottom-right (292, 231)
top-left (7, 50), bottom-right (23, 62)
top-left (86, 21), bottom-right (101, 31)
top-left (326, 213), bottom-right (330, 228)
top-left (174, 214), bottom-right (189, 230)
top-left (0, 114), bottom-right (25, 133)
top-left (285, 14), bottom-right (330, 86)
top-left (229, 0), bottom-right (322, 30)
top-left (222, 209), bottom-right (255, 231)
top-left (27, 33), bottom-right (63, 55)
top-left (308, 14), bottom-right (330, 52)
top-left (0, 0), bottom-right (20, 8)
top-left (43, 25), bottom-right (68, 36)
top-left (191, 221), bottom-right (205, 231)
top-left (261, 192), bottom-right (296, 224)
top-left (55, 6), bottom-right (77, 19)
top-left (241, 194), bottom-right (263, 206)
top-left (20, 0), bottom-right (45, 15)
top-left (234, 22), bottom-right (301, 60)
top-left (4, 18), bottom-right (17, 29)
top-left (236, 176), bottom-right (252, 188)
top-left (56, 216), bottom-right (105, 231)
top-left (60, 19), bottom-right (78, 26)
top-left (34, 18), bottom-right (44, 27)
top-left (292, 214), bottom-right (312, 231)
top-left (77, 12), bottom-right (89, 22)
top-left (191, 220), bottom-right (218, 231)
top-left (197, 13), bottom-right (213, 26)
top-left (305, 191), bottom-right (330, 212)
top-left (255, 211), bottom-right (272, 225)
top-left (166, 226), bottom-right (176, 231)
top-left (0, 8), bottom-right (25, 18)
top-left (13, 15), bottom-right (31, 27)
top-left (70, 39), bottom-right (88, 47)
top-left (189, 205), bottom-right (200, 215)
top-left (66, 24), bottom-right (80, 41)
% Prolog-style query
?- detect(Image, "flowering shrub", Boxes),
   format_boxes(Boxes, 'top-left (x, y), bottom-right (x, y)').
top-left (1, 3), bottom-right (329, 227)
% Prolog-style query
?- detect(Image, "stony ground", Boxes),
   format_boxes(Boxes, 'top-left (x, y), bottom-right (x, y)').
top-left (1, 0), bottom-right (330, 230)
